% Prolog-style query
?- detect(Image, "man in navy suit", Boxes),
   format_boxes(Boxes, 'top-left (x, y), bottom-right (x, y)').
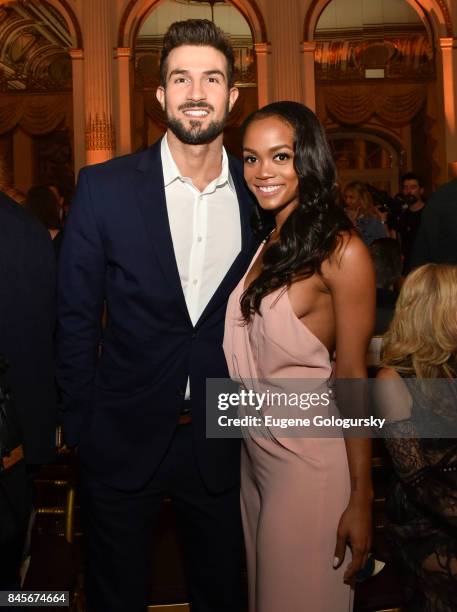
top-left (57, 20), bottom-right (257, 612)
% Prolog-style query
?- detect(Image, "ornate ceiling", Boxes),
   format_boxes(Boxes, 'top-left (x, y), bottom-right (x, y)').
top-left (0, 0), bottom-right (72, 92)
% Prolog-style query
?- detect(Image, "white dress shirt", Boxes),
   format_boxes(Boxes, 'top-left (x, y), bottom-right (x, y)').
top-left (161, 134), bottom-right (241, 397)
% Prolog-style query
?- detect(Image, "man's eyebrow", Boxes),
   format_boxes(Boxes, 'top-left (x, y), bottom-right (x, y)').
top-left (168, 69), bottom-right (189, 79)
top-left (167, 69), bottom-right (226, 80)
top-left (203, 69), bottom-right (226, 80)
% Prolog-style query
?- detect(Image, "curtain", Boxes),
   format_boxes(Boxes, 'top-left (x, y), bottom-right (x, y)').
top-left (323, 84), bottom-right (426, 126)
top-left (0, 94), bottom-right (72, 135)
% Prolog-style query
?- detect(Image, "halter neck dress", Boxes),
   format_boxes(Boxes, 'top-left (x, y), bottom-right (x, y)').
top-left (223, 245), bottom-right (353, 612)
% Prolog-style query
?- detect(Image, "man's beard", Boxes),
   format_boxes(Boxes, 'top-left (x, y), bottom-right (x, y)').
top-left (166, 101), bottom-right (229, 145)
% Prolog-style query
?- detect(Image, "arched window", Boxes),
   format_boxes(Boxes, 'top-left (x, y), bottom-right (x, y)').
top-left (313, 0), bottom-right (438, 190)
top-left (314, 0), bottom-right (434, 82)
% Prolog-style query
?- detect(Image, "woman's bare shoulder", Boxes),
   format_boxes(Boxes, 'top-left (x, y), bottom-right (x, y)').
top-left (374, 367), bottom-right (413, 421)
top-left (322, 229), bottom-right (374, 279)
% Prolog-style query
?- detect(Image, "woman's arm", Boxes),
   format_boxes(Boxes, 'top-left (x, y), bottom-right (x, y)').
top-left (324, 232), bottom-right (376, 581)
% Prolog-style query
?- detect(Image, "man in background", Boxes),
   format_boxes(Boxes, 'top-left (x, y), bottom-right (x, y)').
top-left (397, 172), bottom-right (426, 273)
top-left (411, 177), bottom-right (457, 266)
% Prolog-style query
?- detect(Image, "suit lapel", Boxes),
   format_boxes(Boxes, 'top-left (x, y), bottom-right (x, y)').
top-left (134, 142), bottom-right (258, 329)
top-left (134, 142), bottom-right (192, 325)
top-left (195, 155), bottom-right (259, 327)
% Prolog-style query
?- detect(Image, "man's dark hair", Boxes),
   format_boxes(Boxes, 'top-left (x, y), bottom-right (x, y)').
top-left (369, 238), bottom-right (402, 288)
top-left (159, 19), bottom-right (235, 87)
top-left (400, 172), bottom-right (423, 188)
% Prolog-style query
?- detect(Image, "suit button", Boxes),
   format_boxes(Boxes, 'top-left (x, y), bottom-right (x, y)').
top-left (191, 331), bottom-right (198, 339)
top-left (177, 388), bottom-right (185, 397)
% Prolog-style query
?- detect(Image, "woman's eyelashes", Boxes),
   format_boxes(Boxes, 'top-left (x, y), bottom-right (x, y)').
top-left (274, 152), bottom-right (291, 161)
top-left (243, 154), bottom-right (257, 164)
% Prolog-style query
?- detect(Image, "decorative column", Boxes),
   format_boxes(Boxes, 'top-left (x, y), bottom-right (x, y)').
top-left (69, 48), bottom-right (86, 178)
top-left (269, 0), bottom-right (303, 103)
top-left (254, 42), bottom-right (272, 107)
top-left (115, 47), bottom-right (133, 156)
top-left (83, 0), bottom-right (116, 165)
top-left (300, 41), bottom-right (316, 111)
top-left (439, 37), bottom-right (457, 178)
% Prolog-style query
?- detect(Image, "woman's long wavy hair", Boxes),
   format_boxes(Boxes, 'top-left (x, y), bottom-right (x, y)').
top-left (381, 264), bottom-right (457, 378)
top-left (240, 101), bottom-right (352, 322)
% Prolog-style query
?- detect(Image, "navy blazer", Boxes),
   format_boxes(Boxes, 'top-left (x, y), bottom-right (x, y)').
top-left (0, 192), bottom-right (57, 464)
top-left (57, 140), bottom-right (258, 492)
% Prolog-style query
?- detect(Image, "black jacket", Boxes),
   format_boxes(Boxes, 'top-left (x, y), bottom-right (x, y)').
top-left (0, 192), bottom-right (57, 464)
top-left (411, 179), bottom-right (457, 266)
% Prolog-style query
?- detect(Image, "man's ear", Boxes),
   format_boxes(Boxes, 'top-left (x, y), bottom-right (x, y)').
top-left (156, 86), bottom-right (165, 110)
top-left (228, 86), bottom-right (239, 113)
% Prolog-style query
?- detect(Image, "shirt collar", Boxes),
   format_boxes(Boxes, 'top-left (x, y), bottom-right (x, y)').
top-left (161, 133), bottom-right (234, 193)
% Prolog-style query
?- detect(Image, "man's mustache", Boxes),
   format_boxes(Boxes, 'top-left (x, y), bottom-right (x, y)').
top-left (178, 102), bottom-right (214, 111)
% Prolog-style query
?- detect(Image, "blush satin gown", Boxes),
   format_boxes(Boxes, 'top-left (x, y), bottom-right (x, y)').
top-left (223, 248), bottom-right (353, 612)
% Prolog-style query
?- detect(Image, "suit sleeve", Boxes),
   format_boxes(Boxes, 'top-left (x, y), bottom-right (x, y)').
top-left (56, 168), bottom-right (106, 445)
top-left (410, 221), bottom-right (430, 268)
top-left (411, 193), bottom-right (439, 268)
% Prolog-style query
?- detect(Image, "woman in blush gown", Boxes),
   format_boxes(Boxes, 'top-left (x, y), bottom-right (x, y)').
top-left (223, 102), bottom-right (375, 612)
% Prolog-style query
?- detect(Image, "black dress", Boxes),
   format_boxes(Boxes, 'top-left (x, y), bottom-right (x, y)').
top-left (381, 375), bottom-right (457, 611)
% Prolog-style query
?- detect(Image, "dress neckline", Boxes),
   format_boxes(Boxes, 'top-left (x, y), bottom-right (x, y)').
top-left (242, 241), bottom-right (266, 293)
top-left (239, 241), bottom-right (331, 361)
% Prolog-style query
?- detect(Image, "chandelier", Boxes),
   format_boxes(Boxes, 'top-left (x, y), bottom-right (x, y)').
top-left (178, 0), bottom-right (226, 22)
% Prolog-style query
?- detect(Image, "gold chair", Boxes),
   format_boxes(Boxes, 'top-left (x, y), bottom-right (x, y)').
top-left (34, 427), bottom-right (78, 543)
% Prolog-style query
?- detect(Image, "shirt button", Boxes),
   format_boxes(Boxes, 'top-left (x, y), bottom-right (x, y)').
top-left (197, 237), bottom-right (202, 242)
top-left (193, 279), bottom-right (198, 285)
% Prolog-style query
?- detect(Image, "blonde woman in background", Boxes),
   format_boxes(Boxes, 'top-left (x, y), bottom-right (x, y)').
top-left (344, 181), bottom-right (387, 246)
top-left (376, 264), bottom-right (457, 611)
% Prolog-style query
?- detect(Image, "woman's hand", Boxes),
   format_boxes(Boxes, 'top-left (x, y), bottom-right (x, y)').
top-left (333, 493), bottom-right (373, 583)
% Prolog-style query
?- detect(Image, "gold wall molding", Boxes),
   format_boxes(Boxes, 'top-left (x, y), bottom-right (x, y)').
top-left (85, 113), bottom-right (116, 152)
